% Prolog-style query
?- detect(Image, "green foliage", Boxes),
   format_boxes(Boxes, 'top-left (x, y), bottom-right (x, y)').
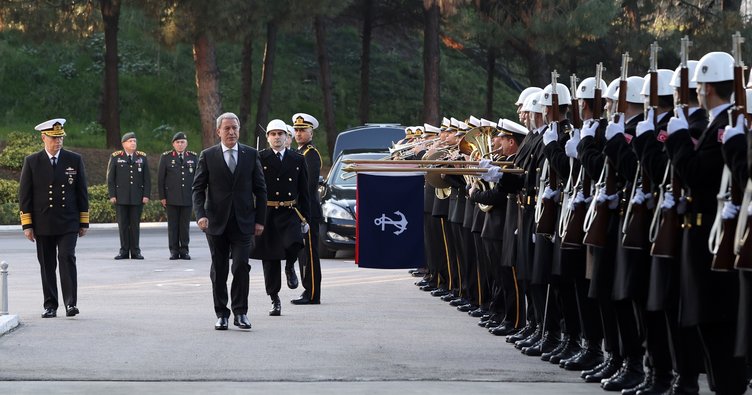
top-left (86, 184), bottom-right (167, 223)
top-left (0, 179), bottom-right (19, 204)
top-left (0, 202), bottom-right (19, 225)
top-left (0, 131), bottom-right (39, 169)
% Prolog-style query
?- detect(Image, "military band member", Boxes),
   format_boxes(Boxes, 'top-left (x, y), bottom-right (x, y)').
top-left (107, 132), bottom-right (150, 260)
top-left (292, 112), bottom-right (322, 305)
top-left (157, 132), bottom-right (196, 260)
top-left (19, 118), bottom-right (89, 318)
top-left (252, 119), bottom-right (311, 316)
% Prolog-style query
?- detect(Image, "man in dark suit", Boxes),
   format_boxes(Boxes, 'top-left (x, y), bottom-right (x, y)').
top-left (158, 132), bottom-right (196, 260)
top-left (193, 112), bottom-right (267, 331)
top-left (292, 112), bottom-right (323, 305)
top-left (107, 132), bottom-right (150, 260)
top-left (19, 118), bottom-right (89, 318)
top-left (252, 119), bottom-right (311, 316)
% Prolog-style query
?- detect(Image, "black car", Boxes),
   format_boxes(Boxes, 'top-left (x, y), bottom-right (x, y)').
top-left (318, 151), bottom-right (387, 258)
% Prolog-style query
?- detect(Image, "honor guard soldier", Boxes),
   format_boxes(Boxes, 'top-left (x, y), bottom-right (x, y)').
top-left (19, 118), bottom-right (89, 318)
top-left (252, 119), bottom-right (311, 316)
top-left (107, 132), bottom-right (151, 260)
top-left (291, 112), bottom-right (322, 305)
top-left (158, 132), bottom-right (196, 260)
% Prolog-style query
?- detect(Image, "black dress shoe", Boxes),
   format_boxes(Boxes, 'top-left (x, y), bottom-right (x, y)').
top-left (65, 305), bottom-right (79, 317)
top-left (233, 314), bottom-right (252, 329)
top-left (522, 332), bottom-right (559, 356)
top-left (291, 294), bottom-right (320, 305)
top-left (285, 267), bottom-right (299, 289)
top-left (635, 371), bottom-right (672, 395)
top-left (484, 320), bottom-right (501, 328)
top-left (169, 254), bottom-right (180, 260)
top-left (600, 358), bottom-right (644, 391)
top-left (181, 253), bottom-right (191, 260)
top-left (114, 253), bottom-right (128, 260)
top-left (490, 323), bottom-right (518, 336)
top-left (541, 335), bottom-right (570, 362)
top-left (580, 352), bottom-right (611, 378)
top-left (440, 293), bottom-right (458, 302)
top-left (456, 303), bottom-right (476, 312)
top-left (623, 367), bottom-right (653, 395)
top-left (507, 323), bottom-right (535, 343)
top-left (419, 284), bottom-right (437, 292)
top-left (668, 373), bottom-right (699, 395)
top-left (415, 280), bottom-right (430, 287)
top-left (131, 254), bottom-right (144, 260)
top-left (468, 308), bottom-right (486, 318)
top-left (550, 339), bottom-right (581, 365)
top-left (515, 326), bottom-right (542, 349)
top-left (215, 317), bottom-right (229, 330)
top-left (41, 308), bottom-right (56, 318)
top-left (269, 295), bottom-right (281, 316)
top-left (430, 288), bottom-right (449, 297)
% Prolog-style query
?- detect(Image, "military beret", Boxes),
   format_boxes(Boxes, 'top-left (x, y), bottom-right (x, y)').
top-left (121, 132), bottom-right (136, 142)
top-left (172, 132), bottom-right (187, 142)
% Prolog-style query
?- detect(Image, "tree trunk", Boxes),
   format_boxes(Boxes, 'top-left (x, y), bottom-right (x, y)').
top-left (239, 33), bottom-right (254, 145)
top-left (99, 0), bottom-right (121, 149)
top-left (422, 1), bottom-right (440, 126)
top-left (358, 0), bottom-right (373, 124)
top-left (255, 21), bottom-right (278, 148)
top-left (485, 46), bottom-right (496, 119)
top-left (192, 33), bottom-right (222, 149)
top-left (315, 15), bottom-right (336, 161)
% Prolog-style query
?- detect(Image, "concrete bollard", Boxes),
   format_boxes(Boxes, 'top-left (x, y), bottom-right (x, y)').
top-left (0, 261), bottom-right (7, 316)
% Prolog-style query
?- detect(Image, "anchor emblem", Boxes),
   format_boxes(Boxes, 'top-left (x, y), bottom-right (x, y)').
top-left (374, 211), bottom-right (408, 235)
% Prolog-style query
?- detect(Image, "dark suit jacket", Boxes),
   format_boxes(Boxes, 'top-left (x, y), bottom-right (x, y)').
top-left (19, 148), bottom-right (89, 235)
top-left (192, 143), bottom-right (267, 236)
top-left (298, 142), bottom-right (323, 221)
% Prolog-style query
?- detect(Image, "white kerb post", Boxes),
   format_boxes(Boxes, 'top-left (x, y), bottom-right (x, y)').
top-left (0, 261), bottom-right (8, 316)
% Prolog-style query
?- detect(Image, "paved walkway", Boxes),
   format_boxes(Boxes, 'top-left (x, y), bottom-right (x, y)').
top-left (0, 227), bottom-right (710, 393)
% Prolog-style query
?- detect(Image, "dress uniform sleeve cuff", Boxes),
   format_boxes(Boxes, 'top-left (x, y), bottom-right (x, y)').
top-left (79, 212), bottom-right (90, 227)
top-left (20, 211), bottom-right (32, 228)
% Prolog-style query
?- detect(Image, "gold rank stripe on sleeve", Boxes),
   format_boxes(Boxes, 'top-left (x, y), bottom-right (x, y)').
top-left (302, 146), bottom-right (322, 170)
top-left (79, 212), bottom-right (90, 225)
top-left (20, 211), bottom-right (32, 226)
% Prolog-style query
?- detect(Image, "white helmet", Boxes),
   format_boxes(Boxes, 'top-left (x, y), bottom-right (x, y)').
top-left (266, 119), bottom-right (288, 134)
top-left (640, 69), bottom-right (675, 96)
top-left (692, 52), bottom-right (734, 83)
top-left (540, 82), bottom-right (572, 106)
top-left (614, 76), bottom-right (646, 104)
top-left (522, 92), bottom-right (544, 114)
top-left (516, 87), bottom-right (542, 105)
top-left (669, 60), bottom-right (699, 89)
top-left (605, 78), bottom-right (620, 100)
top-left (577, 77), bottom-right (608, 100)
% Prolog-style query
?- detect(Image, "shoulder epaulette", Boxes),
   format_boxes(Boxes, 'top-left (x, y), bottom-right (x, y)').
top-left (188, 151), bottom-right (197, 156)
top-left (137, 151), bottom-right (147, 157)
top-left (162, 150), bottom-right (172, 156)
top-left (112, 150), bottom-right (123, 157)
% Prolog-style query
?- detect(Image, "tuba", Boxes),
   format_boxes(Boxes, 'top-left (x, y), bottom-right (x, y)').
top-left (460, 126), bottom-right (497, 212)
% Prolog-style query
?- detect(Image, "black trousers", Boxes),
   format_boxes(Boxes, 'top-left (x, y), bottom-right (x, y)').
top-left (298, 219), bottom-right (321, 302)
top-left (644, 310), bottom-right (672, 374)
top-left (166, 204), bottom-right (191, 255)
top-left (473, 232), bottom-right (490, 308)
top-left (116, 204), bottom-right (143, 256)
top-left (697, 322), bottom-right (749, 394)
top-left (460, 225), bottom-right (478, 305)
top-left (614, 299), bottom-right (644, 359)
top-left (574, 277), bottom-right (603, 343)
top-left (206, 213), bottom-right (252, 318)
top-left (263, 248), bottom-right (302, 296)
top-left (36, 232), bottom-right (78, 310)
top-left (449, 222), bottom-right (467, 298)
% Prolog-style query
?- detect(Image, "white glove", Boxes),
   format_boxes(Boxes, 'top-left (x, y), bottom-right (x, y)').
top-left (543, 122), bottom-right (558, 145)
top-left (596, 186), bottom-right (620, 209)
top-left (568, 190), bottom-right (593, 210)
top-left (565, 129), bottom-right (580, 159)
top-left (721, 201), bottom-right (740, 220)
top-left (481, 166), bottom-right (502, 182)
top-left (630, 187), bottom-right (647, 204)
top-left (301, 222), bottom-right (310, 234)
top-left (580, 119), bottom-right (598, 138)
top-left (723, 114), bottom-right (746, 144)
top-left (635, 108), bottom-right (655, 137)
top-left (748, 203), bottom-right (752, 216)
top-left (667, 106), bottom-right (689, 135)
top-left (532, 233), bottom-right (536, 243)
top-left (478, 158), bottom-right (493, 168)
top-left (542, 186), bottom-right (560, 200)
top-left (605, 115), bottom-right (625, 141)
top-left (660, 191), bottom-right (675, 210)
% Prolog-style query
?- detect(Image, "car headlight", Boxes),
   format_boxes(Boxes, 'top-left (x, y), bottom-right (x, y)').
top-left (322, 201), bottom-right (354, 220)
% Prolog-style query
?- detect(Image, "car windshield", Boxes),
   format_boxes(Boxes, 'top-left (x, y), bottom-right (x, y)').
top-left (330, 153), bottom-right (385, 187)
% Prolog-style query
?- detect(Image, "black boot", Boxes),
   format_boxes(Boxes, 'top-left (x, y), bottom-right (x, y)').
top-left (541, 334), bottom-right (569, 361)
top-left (490, 322), bottom-right (518, 336)
top-left (601, 357), bottom-right (645, 391)
top-left (583, 354), bottom-right (622, 383)
top-left (669, 373), bottom-right (699, 395)
top-left (522, 331), bottom-right (560, 357)
top-left (636, 371), bottom-right (673, 395)
top-left (622, 365), bottom-right (652, 395)
top-left (564, 340), bottom-right (603, 371)
top-left (549, 337), bottom-right (582, 365)
top-left (506, 323), bottom-right (535, 343)
top-left (515, 325), bottom-right (542, 349)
